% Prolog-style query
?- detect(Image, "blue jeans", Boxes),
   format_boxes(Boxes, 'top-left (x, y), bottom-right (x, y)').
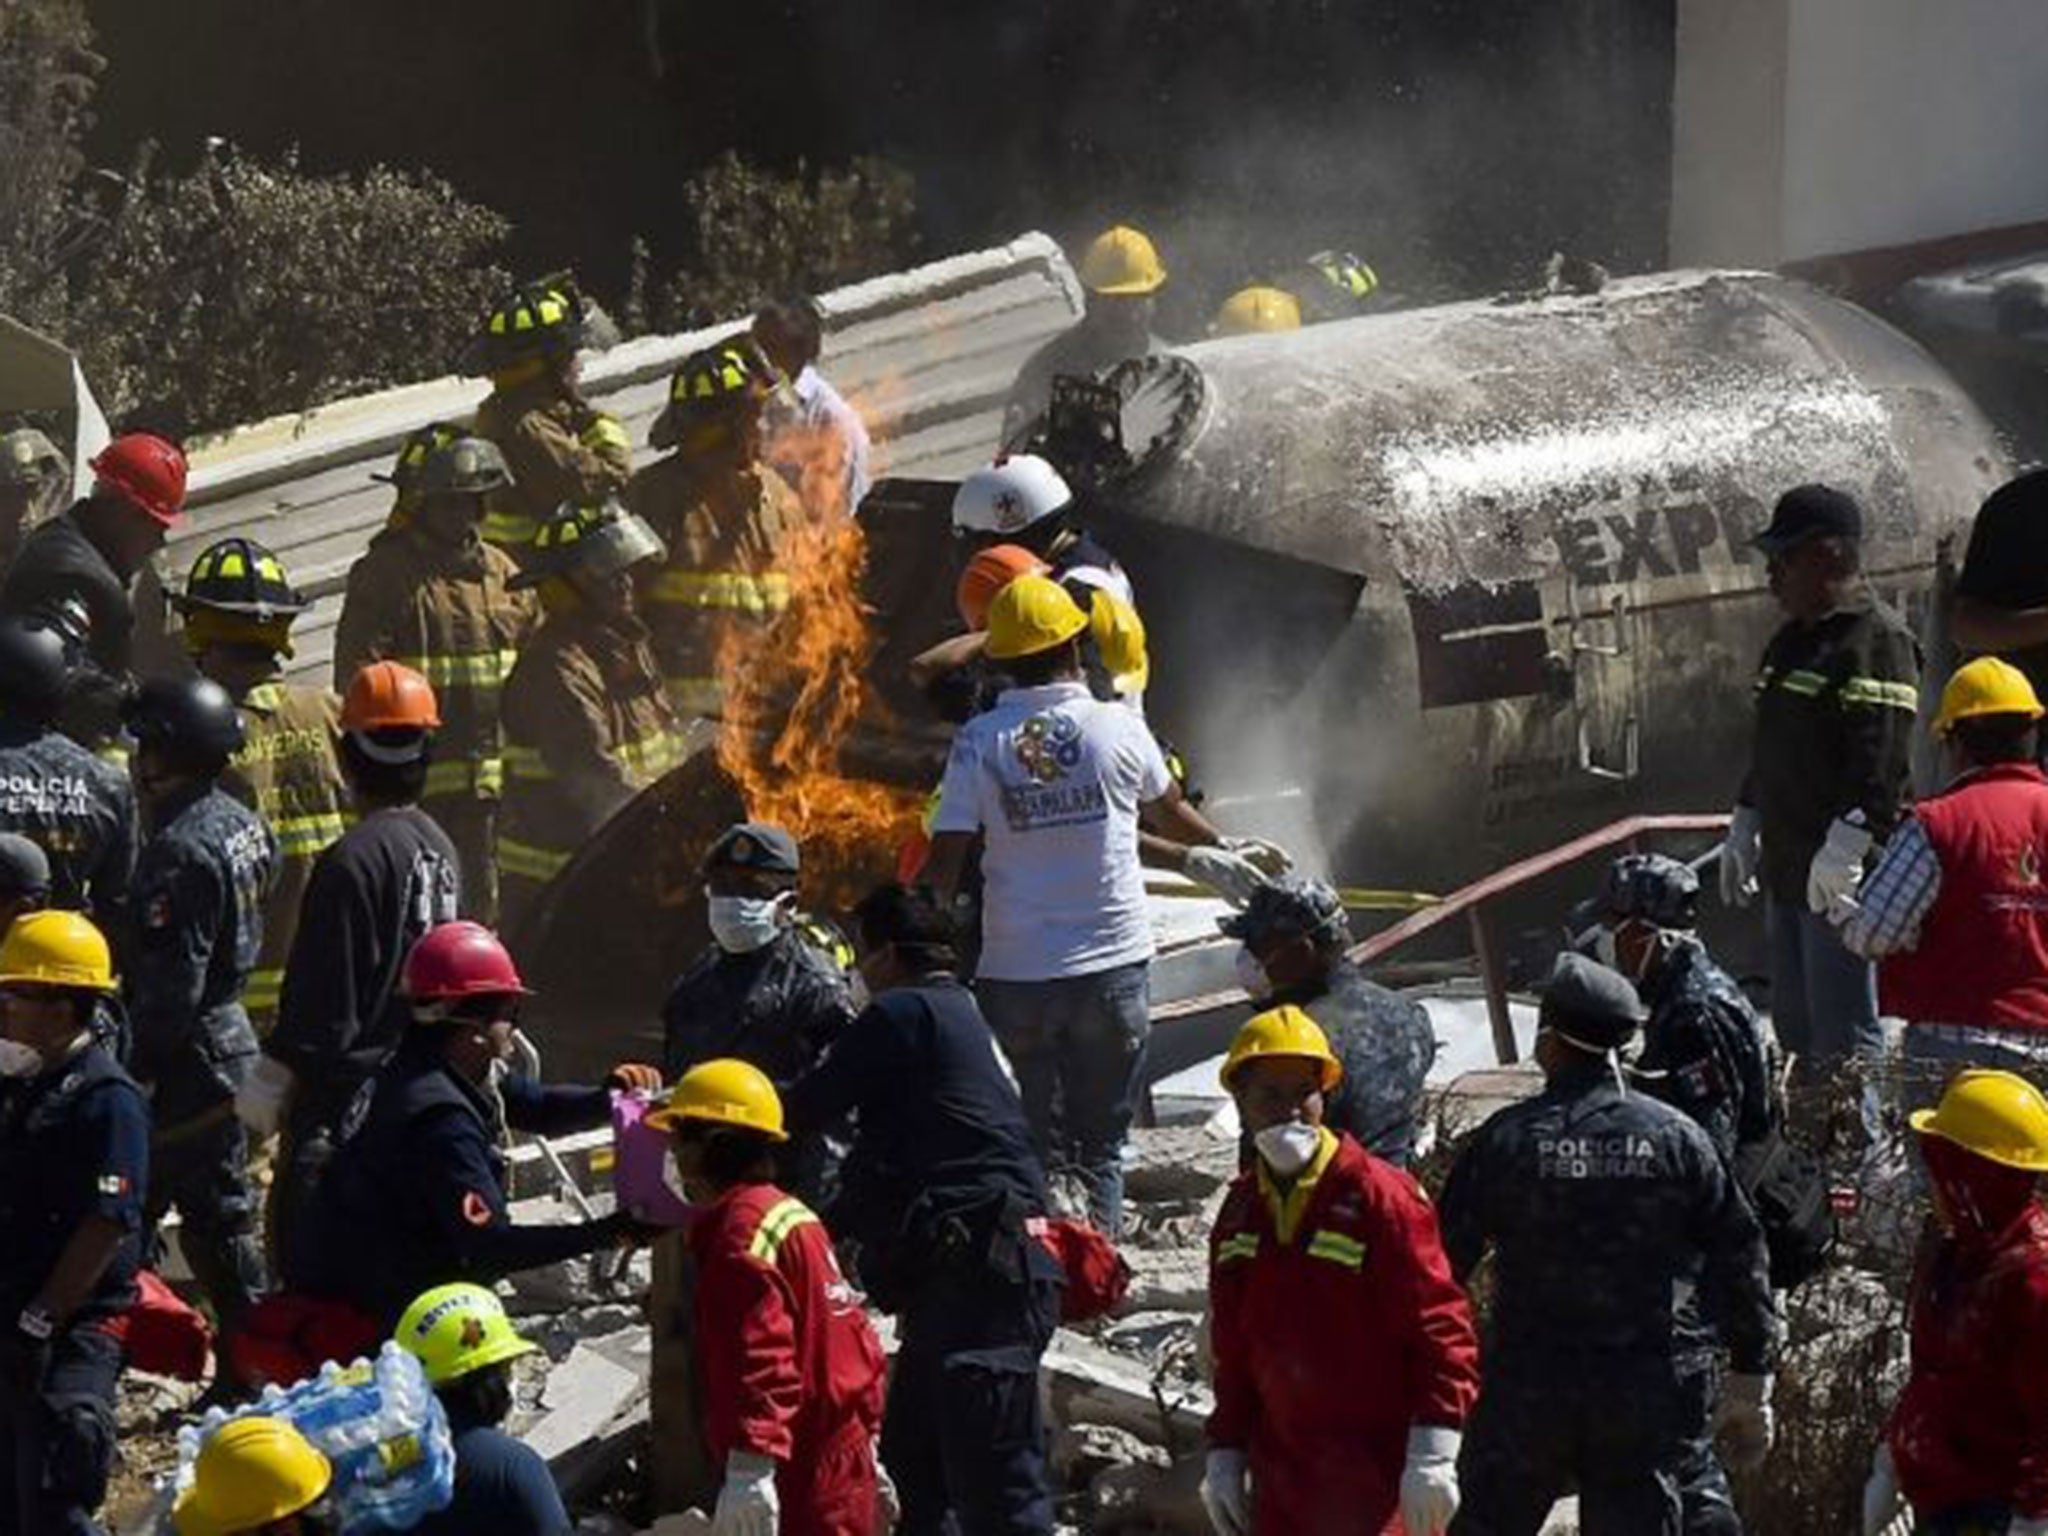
top-left (1766, 898), bottom-right (1883, 1070)
top-left (977, 961), bottom-right (1150, 1236)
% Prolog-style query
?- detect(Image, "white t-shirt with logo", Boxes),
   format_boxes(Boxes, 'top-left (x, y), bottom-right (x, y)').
top-left (932, 681), bottom-right (1173, 982)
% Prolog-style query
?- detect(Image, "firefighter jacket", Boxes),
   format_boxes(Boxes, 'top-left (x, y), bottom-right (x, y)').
top-left (1207, 1129), bottom-right (1479, 1536)
top-left (1274, 960), bottom-right (1437, 1168)
top-left (126, 784), bottom-right (276, 1122)
top-left (0, 715), bottom-right (135, 924)
top-left (222, 680), bottom-right (350, 1032)
top-left (626, 455), bottom-right (801, 719)
top-left (1633, 937), bottom-right (1778, 1167)
top-left (472, 380), bottom-right (633, 557)
top-left (1889, 1136), bottom-right (2048, 1520)
top-left (688, 1182), bottom-right (886, 1534)
top-left (1742, 592), bottom-right (1920, 904)
top-left (496, 608), bottom-right (680, 908)
top-left (0, 507), bottom-right (138, 749)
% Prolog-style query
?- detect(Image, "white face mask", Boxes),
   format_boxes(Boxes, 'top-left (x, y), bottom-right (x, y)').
top-left (1234, 946), bottom-right (1273, 1001)
top-left (0, 1038), bottom-right (42, 1078)
top-left (1254, 1121), bottom-right (1321, 1177)
top-left (706, 891), bottom-right (793, 955)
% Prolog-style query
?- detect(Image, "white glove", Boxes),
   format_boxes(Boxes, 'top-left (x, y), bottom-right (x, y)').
top-left (1199, 1448), bottom-right (1251, 1536)
top-left (1807, 815), bottom-right (1872, 916)
top-left (1400, 1426), bottom-right (1461, 1536)
top-left (1859, 1445), bottom-right (1902, 1536)
top-left (1719, 805), bottom-right (1762, 908)
top-left (1714, 1372), bottom-right (1774, 1472)
top-left (233, 1056), bottom-right (295, 1137)
top-left (1185, 845), bottom-right (1272, 907)
top-left (711, 1450), bottom-right (779, 1536)
top-left (873, 1443), bottom-right (900, 1532)
top-left (1224, 836), bottom-right (1294, 878)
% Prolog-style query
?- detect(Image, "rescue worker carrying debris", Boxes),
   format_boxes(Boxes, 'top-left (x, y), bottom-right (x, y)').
top-left (0, 427), bottom-right (68, 579)
top-left (1204, 1005), bottom-right (1478, 1536)
top-left (1001, 224), bottom-right (1170, 449)
top-left (172, 1416), bottom-right (336, 1536)
top-left (1221, 876), bottom-right (1437, 1167)
top-left (123, 676), bottom-right (275, 1336)
top-left (1721, 484), bottom-right (1919, 1093)
top-left (648, 1060), bottom-right (888, 1536)
top-left (336, 425), bottom-right (540, 921)
top-left (0, 431), bottom-right (188, 750)
top-left (240, 661), bottom-right (461, 1276)
top-left (1861, 1070), bottom-right (2048, 1536)
top-left (175, 537), bottom-right (349, 1034)
top-left (496, 499), bottom-right (679, 930)
top-left (627, 341), bottom-right (803, 727)
top-left (465, 282), bottom-right (633, 561)
top-left (1439, 955), bottom-right (1780, 1536)
top-left (294, 921), bottom-right (659, 1327)
top-left (0, 618), bottom-right (135, 922)
top-left (752, 296), bottom-right (873, 518)
top-left (0, 911), bottom-right (148, 1536)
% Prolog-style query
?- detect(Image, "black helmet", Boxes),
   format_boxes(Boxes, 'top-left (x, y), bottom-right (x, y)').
top-left (123, 675), bottom-right (245, 763)
top-left (463, 282), bottom-right (587, 376)
top-left (0, 620), bottom-right (68, 719)
top-left (375, 423), bottom-right (512, 498)
top-left (174, 536), bottom-right (307, 620)
top-left (649, 341), bottom-right (773, 450)
top-left (509, 498), bottom-right (666, 591)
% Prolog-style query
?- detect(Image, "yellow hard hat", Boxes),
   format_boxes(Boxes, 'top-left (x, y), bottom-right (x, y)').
top-left (0, 910), bottom-right (117, 992)
top-left (1911, 1068), bottom-right (2048, 1171)
top-left (1089, 588), bottom-right (1150, 696)
top-left (1079, 225), bottom-right (1167, 296)
top-left (395, 1282), bottom-right (537, 1386)
top-left (1213, 286), bottom-right (1302, 338)
top-left (173, 1417), bottom-right (332, 1536)
top-left (645, 1057), bottom-right (788, 1141)
top-left (1934, 656), bottom-right (2043, 737)
top-left (1221, 1004), bottom-right (1344, 1093)
top-left (985, 573), bottom-right (1090, 661)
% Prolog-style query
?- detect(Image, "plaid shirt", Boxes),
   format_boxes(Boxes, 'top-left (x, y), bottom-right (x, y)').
top-left (1837, 816), bottom-right (1940, 958)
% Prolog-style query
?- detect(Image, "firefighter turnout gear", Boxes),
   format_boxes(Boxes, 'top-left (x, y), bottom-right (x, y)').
top-left (646, 1057), bottom-right (789, 1139)
top-left (173, 1416), bottom-right (332, 1536)
top-left (1079, 226), bottom-right (1168, 296)
top-left (395, 1281), bottom-right (537, 1385)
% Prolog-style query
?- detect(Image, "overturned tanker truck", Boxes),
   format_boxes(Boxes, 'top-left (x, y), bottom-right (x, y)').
top-left (517, 268), bottom-right (2006, 1081)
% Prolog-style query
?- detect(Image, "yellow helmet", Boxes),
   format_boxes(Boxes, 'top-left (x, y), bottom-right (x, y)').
top-left (1088, 588), bottom-right (1150, 696)
top-left (1934, 656), bottom-right (2043, 737)
top-left (1213, 286), bottom-right (1302, 338)
top-left (173, 1417), bottom-right (332, 1536)
top-left (0, 910), bottom-right (117, 992)
top-left (1079, 225), bottom-right (1167, 296)
top-left (1221, 1004), bottom-right (1344, 1093)
top-left (395, 1282), bottom-right (537, 1386)
top-left (984, 573), bottom-right (1090, 661)
top-left (1911, 1068), bottom-right (2048, 1171)
top-left (645, 1057), bottom-right (788, 1141)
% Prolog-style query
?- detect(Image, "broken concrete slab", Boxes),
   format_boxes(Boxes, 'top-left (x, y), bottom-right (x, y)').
top-left (1042, 1328), bottom-right (1210, 1457)
top-left (1123, 1125), bottom-right (1237, 1205)
top-left (1091, 1452), bottom-right (1208, 1536)
top-left (527, 1334), bottom-right (649, 1463)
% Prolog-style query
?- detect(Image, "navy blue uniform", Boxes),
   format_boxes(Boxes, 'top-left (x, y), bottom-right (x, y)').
top-left (0, 511), bottom-right (138, 752)
top-left (126, 784), bottom-right (275, 1326)
top-left (0, 718), bottom-right (135, 926)
top-left (1439, 1059), bottom-right (1777, 1536)
top-left (789, 977), bottom-right (1057, 1536)
top-left (1635, 939), bottom-right (1777, 1168)
top-left (1277, 959), bottom-right (1437, 1168)
top-left (411, 1410), bottom-right (569, 1536)
top-left (0, 1042), bottom-right (149, 1536)
top-left (294, 1033), bottom-right (621, 1327)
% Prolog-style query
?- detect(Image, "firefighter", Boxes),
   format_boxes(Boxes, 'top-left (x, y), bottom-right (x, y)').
top-left (0, 911), bottom-right (148, 1536)
top-left (172, 1417), bottom-right (336, 1536)
top-left (395, 1283), bottom-right (570, 1536)
top-left (0, 833), bottom-right (49, 930)
top-left (1211, 286), bottom-right (1302, 338)
top-left (174, 537), bottom-right (349, 1035)
top-left (293, 921), bottom-right (656, 1327)
top-left (0, 427), bottom-right (68, 579)
top-left (1203, 1006), bottom-right (1479, 1536)
top-left (122, 676), bottom-right (275, 1335)
top-left (238, 661), bottom-right (460, 1279)
top-left (335, 426), bottom-right (540, 921)
top-left (1221, 877), bottom-right (1438, 1167)
top-left (1001, 225), bottom-right (1170, 449)
top-left (751, 295), bottom-right (873, 518)
top-left (0, 431), bottom-right (188, 750)
top-left (465, 282), bottom-right (633, 562)
top-left (496, 499), bottom-right (680, 932)
top-left (626, 341), bottom-right (804, 728)
top-left (0, 618), bottom-right (135, 923)
top-left (647, 1060), bottom-right (888, 1536)
top-left (1294, 250), bottom-right (1383, 323)
top-left (1861, 1070), bottom-right (2048, 1535)
top-left (1438, 955), bottom-right (1779, 1536)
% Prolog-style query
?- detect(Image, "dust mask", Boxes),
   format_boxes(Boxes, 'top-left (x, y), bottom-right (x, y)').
top-left (1234, 946), bottom-right (1273, 1001)
top-left (706, 891), bottom-right (793, 954)
top-left (0, 1038), bottom-right (42, 1078)
top-left (1254, 1121), bottom-right (1321, 1177)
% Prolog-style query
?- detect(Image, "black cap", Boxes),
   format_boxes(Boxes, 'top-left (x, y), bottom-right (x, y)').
top-left (1539, 952), bottom-right (1648, 1051)
top-left (1218, 876), bottom-right (1349, 948)
top-left (1751, 483), bottom-right (1863, 556)
top-left (705, 821), bottom-right (800, 877)
top-left (0, 833), bottom-right (50, 899)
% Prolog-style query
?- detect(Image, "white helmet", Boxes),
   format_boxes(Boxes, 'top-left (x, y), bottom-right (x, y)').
top-left (951, 454), bottom-right (1073, 537)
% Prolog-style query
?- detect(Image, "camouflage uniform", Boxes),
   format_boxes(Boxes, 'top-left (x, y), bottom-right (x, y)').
top-left (1273, 958), bottom-right (1436, 1168)
top-left (0, 716), bottom-right (135, 926)
top-left (1635, 938), bottom-right (1778, 1168)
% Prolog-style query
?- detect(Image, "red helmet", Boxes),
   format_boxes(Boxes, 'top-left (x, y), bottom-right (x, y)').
top-left (90, 433), bottom-right (189, 527)
top-left (403, 922), bottom-right (531, 1013)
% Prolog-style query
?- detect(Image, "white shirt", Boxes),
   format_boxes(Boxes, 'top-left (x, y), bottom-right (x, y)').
top-left (764, 365), bottom-right (873, 516)
top-left (932, 680), bottom-right (1172, 981)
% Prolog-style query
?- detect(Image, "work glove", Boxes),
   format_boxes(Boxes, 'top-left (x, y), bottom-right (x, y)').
top-left (606, 1062), bottom-right (664, 1095)
top-left (873, 1444), bottom-right (900, 1532)
top-left (711, 1450), bottom-right (780, 1536)
top-left (1714, 1372), bottom-right (1775, 1472)
top-left (1859, 1444), bottom-right (1902, 1535)
top-left (1719, 804), bottom-right (1762, 908)
top-left (1807, 814), bottom-right (1872, 916)
top-left (233, 1056), bottom-right (295, 1138)
top-left (1224, 836), bottom-right (1294, 878)
top-left (580, 411), bottom-right (631, 456)
top-left (1399, 1426), bottom-right (1461, 1535)
top-left (1200, 1448), bottom-right (1251, 1536)
top-left (1185, 845), bottom-right (1272, 907)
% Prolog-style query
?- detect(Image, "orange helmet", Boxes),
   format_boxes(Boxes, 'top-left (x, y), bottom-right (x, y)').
top-left (341, 661), bottom-right (441, 734)
top-left (956, 544), bottom-right (1050, 632)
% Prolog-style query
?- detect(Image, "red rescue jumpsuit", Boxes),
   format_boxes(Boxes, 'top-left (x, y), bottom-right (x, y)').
top-left (1209, 1129), bottom-right (1480, 1536)
top-left (1888, 1136), bottom-right (2048, 1522)
top-left (690, 1182), bottom-right (888, 1536)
